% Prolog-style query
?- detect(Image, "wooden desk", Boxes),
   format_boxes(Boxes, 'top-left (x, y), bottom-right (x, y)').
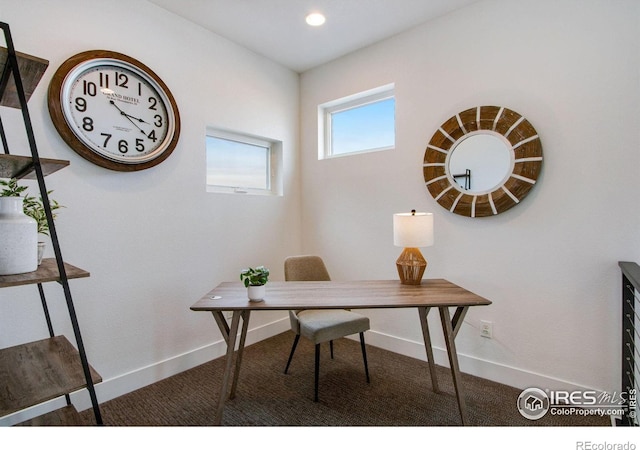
top-left (191, 279), bottom-right (491, 425)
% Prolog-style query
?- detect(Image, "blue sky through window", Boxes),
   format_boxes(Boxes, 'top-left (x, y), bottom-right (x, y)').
top-left (331, 97), bottom-right (395, 155)
top-left (206, 136), bottom-right (269, 189)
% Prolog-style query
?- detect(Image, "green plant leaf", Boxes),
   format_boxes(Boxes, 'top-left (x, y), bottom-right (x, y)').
top-left (1, 178), bottom-right (63, 235)
top-left (239, 265), bottom-right (270, 286)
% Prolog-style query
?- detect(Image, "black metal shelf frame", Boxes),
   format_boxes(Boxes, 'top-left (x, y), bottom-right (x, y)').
top-left (0, 21), bottom-right (102, 425)
top-left (619, 261), bottom-right (639, 426)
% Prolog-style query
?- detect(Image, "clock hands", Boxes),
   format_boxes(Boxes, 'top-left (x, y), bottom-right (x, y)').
top-left (109, 100), bottom-right (149, 124)
top-left (109, 100), bottom-right (149, 136)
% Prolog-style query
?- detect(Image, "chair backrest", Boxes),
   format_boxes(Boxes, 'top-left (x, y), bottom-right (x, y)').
top-left (284, 255), bottom-right (331, 281)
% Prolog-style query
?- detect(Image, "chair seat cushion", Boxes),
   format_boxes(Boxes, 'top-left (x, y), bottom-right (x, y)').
top-left (298, 309), bottom-right (370, 344)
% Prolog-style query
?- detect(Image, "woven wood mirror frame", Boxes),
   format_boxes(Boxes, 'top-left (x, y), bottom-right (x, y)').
top-left (423, 106), bottom-right (543, 218)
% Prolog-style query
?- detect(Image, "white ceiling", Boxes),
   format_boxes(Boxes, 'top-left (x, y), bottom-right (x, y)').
top-left (147, 0), bottom-right (481, 73)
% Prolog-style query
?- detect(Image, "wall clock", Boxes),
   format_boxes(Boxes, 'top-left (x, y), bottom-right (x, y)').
top-left (48, 50), bottom-right (180, 171)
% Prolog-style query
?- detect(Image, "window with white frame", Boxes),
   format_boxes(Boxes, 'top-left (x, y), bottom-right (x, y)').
top-left (319, 84), bottom-right (395, 159)
top-left (206, 128), bottom-right (283, 196)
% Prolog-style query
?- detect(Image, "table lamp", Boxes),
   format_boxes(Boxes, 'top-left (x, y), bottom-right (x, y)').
top-left (393, 210), bottom-right (434, 285)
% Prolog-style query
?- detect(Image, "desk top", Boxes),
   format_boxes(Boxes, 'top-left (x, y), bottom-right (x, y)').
top-left (191, 279), bottom-right (491, 312)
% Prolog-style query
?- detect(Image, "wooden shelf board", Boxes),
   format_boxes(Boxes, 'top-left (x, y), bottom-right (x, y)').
top-left (0, 47), bottom-right (48, 108)
top-left (0, 258), bottom-right (89, 288)
top-left (0, 335), bottom-right (101, 417)
top-left (0, 154), bottom-right (70, 179)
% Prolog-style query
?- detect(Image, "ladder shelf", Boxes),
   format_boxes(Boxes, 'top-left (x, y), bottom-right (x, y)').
top-left (0, 21), bottom-right (102, 425)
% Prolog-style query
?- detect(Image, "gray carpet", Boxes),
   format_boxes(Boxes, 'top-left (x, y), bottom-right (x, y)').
top-left (80, 331), bottom-right (609, 426)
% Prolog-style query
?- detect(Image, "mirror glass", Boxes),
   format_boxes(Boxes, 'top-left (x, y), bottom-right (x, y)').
top-left (448, 133), bottom-right (512, 193)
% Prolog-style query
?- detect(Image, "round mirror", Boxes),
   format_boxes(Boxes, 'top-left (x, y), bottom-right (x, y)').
top-left (423, 106), bottom-right (543, 218)
top-left (448, 132), bottom-right (513, 193)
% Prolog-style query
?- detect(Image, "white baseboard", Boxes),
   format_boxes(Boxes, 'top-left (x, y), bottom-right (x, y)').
top-left (0, 317), bottom-right (290, 426)
top-left (0, 319), bottom-right (597, 426)
top-left (363, 330), bottom-right (602, 393)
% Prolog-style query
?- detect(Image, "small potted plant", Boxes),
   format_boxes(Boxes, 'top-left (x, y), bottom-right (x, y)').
top-left (0, 178), bottom-right (37, 274)
top-left (1, 178), bottom-right (62, 265)
top-left (23, 191), bottom-right (62, 264)
top-left (240, 265), bottom-right (270, 302)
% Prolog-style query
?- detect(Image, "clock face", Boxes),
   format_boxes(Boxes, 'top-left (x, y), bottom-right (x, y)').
top-left (48, 51), bottom-right (180, 171)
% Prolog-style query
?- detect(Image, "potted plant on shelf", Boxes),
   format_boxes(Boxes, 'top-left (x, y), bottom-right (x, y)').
top-left (0, 178), bottom-right (38, 274)
top-left (23, 189), bottom-right (62, 264)
top-left (0, 178), bottom-right (63, 266)
top-left (240, 265), bottom-right (270, 302)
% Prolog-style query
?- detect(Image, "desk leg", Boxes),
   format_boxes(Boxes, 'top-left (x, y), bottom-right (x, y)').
top-left (439, 306), bottom-right (468, 425)
top-left (451, 306), bottom-right (469, 338)
top-left (230, 310), bottom-right (251, 399)
top-left (418, 307), bottom-right (440, 393)
top-left (212, 311), bottom-right (230, 340)
top-left (213, 310), bottom-right (242, 425)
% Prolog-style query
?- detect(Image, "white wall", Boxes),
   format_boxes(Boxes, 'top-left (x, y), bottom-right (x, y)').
top-left (0, 0), bottom-right (298, 422)
top-left (300, 0), bottom-right (640, 393)
top-left (1, 0), bottom-right (639, 425)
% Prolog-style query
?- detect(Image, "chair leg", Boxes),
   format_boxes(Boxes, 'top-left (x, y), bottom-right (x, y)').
top-left (314, 343), bottom-right (320, 402)
top-left (330, 340), bottom-right (334, 359)
top-left (284, 334), bottom-right (300, 374)
top-left (360, 332), bottom-right (370, 383)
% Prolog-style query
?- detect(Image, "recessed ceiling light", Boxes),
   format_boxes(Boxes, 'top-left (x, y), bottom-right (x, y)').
top-left (305, 12), bottom-right (326, 27)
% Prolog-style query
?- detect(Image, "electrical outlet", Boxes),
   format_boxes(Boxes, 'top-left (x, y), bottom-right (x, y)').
top-left (224, 311), bottom-right (233, 320)
top-left (480, 320), bottom-right (493, 339)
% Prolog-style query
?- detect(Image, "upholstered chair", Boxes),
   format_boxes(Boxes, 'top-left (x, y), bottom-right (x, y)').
top-left (283, 255), bottom-right (370, 401)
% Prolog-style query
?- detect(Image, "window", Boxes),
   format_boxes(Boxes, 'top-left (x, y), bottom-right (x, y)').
top-left (319, 84), bottom-right (395, 159)
top-left (206, 128), bottom-right (283, 196)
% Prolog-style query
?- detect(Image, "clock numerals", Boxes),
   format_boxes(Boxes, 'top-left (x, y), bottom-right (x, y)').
top-left (115, 139), bottom-right (146, 155)
top-left (115, 72), bottom-right (128, 89)
top-left (101, 133), bottom-right (112, 147)
top-left (148, 97), bottom-right (158, 111)
top-left (72, 84), bottom-right (164, 155)
top-left (70, 68), bottom-right (167, 156)
top-left (74, 97), bottom-right (87, 112)
top-left (99, 73), bottom-right (109, 89)
top-left (100, 72), bottom-right (129, 89)
top-left (83, 80), bottom-right (97, 96)
top-left (82, 117), bottom-right (94, 132)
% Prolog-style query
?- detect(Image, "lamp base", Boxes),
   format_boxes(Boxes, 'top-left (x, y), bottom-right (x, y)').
top-left (396, 247), bottom-right (427, 285)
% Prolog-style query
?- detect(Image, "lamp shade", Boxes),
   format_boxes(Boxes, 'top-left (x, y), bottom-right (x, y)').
top-left (393, 212), bottom-right (434, 248)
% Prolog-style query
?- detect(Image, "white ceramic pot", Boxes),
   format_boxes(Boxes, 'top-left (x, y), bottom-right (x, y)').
top-left (0, 197), bottom-right (38, 275)
top-left (247, 284), bottom-right (266, 302)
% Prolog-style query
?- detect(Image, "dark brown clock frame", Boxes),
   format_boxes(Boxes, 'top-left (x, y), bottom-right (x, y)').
top-left (47, 50), bottom-right (181, 172)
